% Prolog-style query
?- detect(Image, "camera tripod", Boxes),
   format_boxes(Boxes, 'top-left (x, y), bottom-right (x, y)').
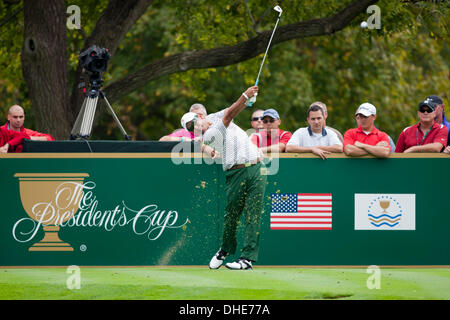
top-left (70, 81), bottom-right (131, 140)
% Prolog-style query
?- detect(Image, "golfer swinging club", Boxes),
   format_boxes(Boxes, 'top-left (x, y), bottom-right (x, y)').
top-left (186, 86), bottom-right (266, 270)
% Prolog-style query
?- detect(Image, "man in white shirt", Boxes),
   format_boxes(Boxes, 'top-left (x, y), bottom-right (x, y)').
top-left (194, 86), bottom-right (266, 270)
top-left (310, 101), bottom-right (344, 142)
top-left (286, 105), bottom-right (343, 159)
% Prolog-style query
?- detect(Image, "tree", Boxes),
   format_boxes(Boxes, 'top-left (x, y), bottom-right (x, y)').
top-left (0, 0), bottom-right (448, 140)
top-left (8, 0), bottom-right (378, 139)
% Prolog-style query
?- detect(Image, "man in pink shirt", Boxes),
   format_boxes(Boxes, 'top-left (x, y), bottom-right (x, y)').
top-left (159, 103), bottom-right (206, 141)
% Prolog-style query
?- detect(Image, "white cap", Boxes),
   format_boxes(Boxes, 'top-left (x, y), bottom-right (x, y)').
top-left (181, 112), bottom-right (197, 131)
top-left (355, 103), bottom-right (376, 116)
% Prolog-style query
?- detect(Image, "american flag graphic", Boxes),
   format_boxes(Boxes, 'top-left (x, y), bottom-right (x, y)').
top-left (270, 193), bottom-right (332, 230)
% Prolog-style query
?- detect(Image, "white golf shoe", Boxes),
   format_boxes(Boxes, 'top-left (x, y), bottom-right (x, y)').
top-left (209, 249), bottom-right (228, 269)
top-left (225, 258), bottom-right (253, 270)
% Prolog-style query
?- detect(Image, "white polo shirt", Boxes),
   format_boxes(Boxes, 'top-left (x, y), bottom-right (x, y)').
top-left (287, 127), bottom-right (342, 147)
top-left (204, 110), bottom-right (261, 171)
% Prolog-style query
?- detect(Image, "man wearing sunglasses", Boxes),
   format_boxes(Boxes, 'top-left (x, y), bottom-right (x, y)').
top-left (248, 109), bottom-right (264, 145)
top-left (250, 108), bottom-right (292, 153)
top-left (343, 103), bottom-right (391, 158)
top-left (250, 109), bottom-right (265, 133)
top-left (395, 99), bottom-right (448, 153)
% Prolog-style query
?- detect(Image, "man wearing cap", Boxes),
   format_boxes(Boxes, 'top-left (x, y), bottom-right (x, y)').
top-left (250, 108), bottom-right (292, 153)
top-left (343, 103), bottom-right (391, 158)
top-left (286, 104), bottom-right (343, 159)
top-left (428, 95), bottom-right (450, 131)
top-left (428, 95), bottom-right (450, 151)
top-left (159, 103), bottom-right (207, 142)
top-left (395, 98), bottom-right (448, 153)
top-left (198, 86), bottom-right (266, 270)
top-left (354, 112), bottom-right (396, 153)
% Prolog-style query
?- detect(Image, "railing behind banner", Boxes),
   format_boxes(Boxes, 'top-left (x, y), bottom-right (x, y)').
top-left (22, 139), bottom-right (185, 153)
top-left (0, 152), bottom-right (449, 266)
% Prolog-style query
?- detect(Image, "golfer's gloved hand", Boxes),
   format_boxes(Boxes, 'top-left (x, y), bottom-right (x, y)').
top-left (245, 94), bottom-right (257, 106)
top-left (243, 86), bottom-right (258, 106)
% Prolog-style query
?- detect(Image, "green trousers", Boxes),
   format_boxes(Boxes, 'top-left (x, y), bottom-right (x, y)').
top-left (221, 162), bottom-right (267, 262)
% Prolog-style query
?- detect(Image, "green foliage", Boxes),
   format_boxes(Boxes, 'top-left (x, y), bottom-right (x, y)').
top-left (164, 0), bottom-right (449, 142)
top-left (0, 1), bottom-right (29, 121)
top-left (0, 0), bottom-right (448, 142)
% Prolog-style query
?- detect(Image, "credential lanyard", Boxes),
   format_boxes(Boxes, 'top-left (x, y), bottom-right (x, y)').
top-left (416, 126), bottom-right (431, 146)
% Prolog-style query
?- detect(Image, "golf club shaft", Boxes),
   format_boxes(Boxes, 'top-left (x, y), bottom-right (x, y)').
top-left (248, 14), bottom-right (281, 107)
top-left (255, 16), bottom-right (281, 86)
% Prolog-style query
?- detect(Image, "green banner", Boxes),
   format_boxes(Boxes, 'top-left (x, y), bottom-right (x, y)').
top-left (1, 153), bottom-right (449, 266)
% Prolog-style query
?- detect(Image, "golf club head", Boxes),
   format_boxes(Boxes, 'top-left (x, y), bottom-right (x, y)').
top-left (273, 5), bottom-right (283, 17)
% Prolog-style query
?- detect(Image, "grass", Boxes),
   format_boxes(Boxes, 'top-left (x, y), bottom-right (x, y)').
top-left (0, 267), bottom-right (449, 300)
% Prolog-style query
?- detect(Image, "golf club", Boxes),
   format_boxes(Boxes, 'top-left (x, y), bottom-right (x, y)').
top-left (248, 5), bottom-right (283, 107)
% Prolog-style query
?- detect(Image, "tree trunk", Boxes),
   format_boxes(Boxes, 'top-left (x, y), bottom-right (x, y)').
top-left (21, 0), bottom-right (71, 140)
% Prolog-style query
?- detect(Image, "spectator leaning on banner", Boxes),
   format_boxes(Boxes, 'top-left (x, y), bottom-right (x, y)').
top-left (286, 105), bottom-right (343, 160)
top-left (0, 126), bottom-right (30, 153)
top-left (444, 139), bottom-right (450, 154)
top-left (343, 103), bottom-right (391, 158)
top-left (354, 110), bottom-right (396, 153)
top-left (250, 108), bottom-right (292, 153)
top-left (2, 105), bottom-right (54, 141)
top-left (395, 98), bottom-right (448, 153)
top-left (159, 103), bottom-right (207, 142)
top-left (309, 101), bottom-right (344, 143)
top-left (445, 143), bottom-right (450, 154)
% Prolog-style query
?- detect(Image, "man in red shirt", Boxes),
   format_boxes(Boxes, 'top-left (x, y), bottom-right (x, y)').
top-left (0, 126), bottom-right (30, 153)
top-left (2, 105), bottom-right (55, 141)
top-left (250, 108), bottom-right (292, 153)
top-left (343, 103), bottom-right (390, 158)
top-left (395, 99), bottom-right (448, 153)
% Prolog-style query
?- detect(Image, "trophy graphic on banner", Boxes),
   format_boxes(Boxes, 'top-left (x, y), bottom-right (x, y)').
top-left (379, 200), bottom-right (390, 213)
top-left (14, 173), bottom-right (89, 251)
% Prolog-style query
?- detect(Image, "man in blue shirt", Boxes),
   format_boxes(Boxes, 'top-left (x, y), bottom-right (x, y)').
top-left (428, 95), bottom-right (450, 154)
top-left (429, 95), bottom-right (449, 134)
